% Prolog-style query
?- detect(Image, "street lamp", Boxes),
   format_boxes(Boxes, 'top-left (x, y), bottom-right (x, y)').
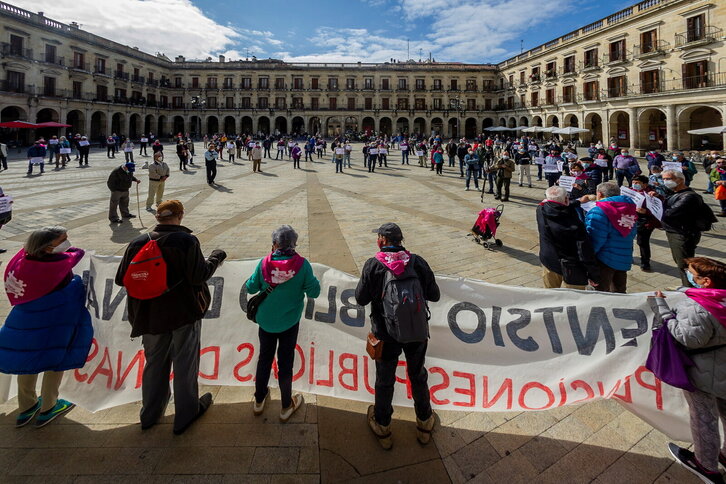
top-left (449, 98), bottom-right (462, 138)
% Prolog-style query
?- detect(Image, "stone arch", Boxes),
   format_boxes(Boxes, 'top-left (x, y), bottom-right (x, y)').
top-left (189, 116), bottom-right (201, 137)
top-left (396, 117), bottom-right (409, 135)
top-left (66, 110), bottom-right (84, 134)
top-left (519, 116), bottom-right (529, 127)
top-left (35, 108), bottom-right (59, 123)
top-left (129, 113), bottom-right (141, 139)
top-left (546, 115), bottom-right (560, 128)
top-left (508, 117), bottom-right (517, 129)
top-left (379, 117), bottom-right (392, 135)
top-left (532, 116), bottom-right (543, 127)
top-left (638, 108), bottom-right (667, 150)
top-left (254, 116), bottom-right (267, 135)
top-left (292, 116), bottom-right (305, 135)
top-left (482, 118), bottom-right (494, 130)
top-left (431, 117), bottom-right (444, 135)
top-left (275, 116), bottom-right (288, 135)
top-left (465, 118), bottom-right (478, 139)
top-left (205, 116), bottom-right (217, 135)
top-left (111, 112), bottom-right (125, 136)
top-left (584, 113), bottom-right (603, 144)
top-left (223, 116), bottom-right (236, 135)
top-left (677, 105), bottom-right (723, 150)
top-left (448, 118), bottom-right (459, 138)
top-left (608, 110), bottom-right (630, 148)
top-left (144, 114), bottom-right (154, 136)
top-left (90, 111), bottom-right (106, 140)
top-left (361, 116), bottom-right (375, 135)
top-left (0, 105), bottom-right (27, 122)
top-left (498, 117), bottom-right (506, 127)
top-left (564, 113), bottom-right (579, 127)
top-left (157, 115), bottom-right (167, 137)
top-left (173, 116), bottom-right (186, 136)
top-left (309, 116), bottom-right (322, 135)
top-left (413, 117), bottom-right (426, 135)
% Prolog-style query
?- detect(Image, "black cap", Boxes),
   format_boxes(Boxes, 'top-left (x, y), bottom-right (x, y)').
top-left (372, 223), bottom-right (403, 242)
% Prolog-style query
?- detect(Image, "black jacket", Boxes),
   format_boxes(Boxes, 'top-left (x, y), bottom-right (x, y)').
top-left (355, 247), bottom-right (440, 341)
top-left (536, 202), bottom-right (600, 285)
top-left (662, 188), bottom-right (713, 235)
top-left (115, 224), bottom-right (224, 337)
top-left (107, 166), bottom-right (137, 192)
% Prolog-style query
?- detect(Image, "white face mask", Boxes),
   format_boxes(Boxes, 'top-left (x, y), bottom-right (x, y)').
top-left (663, 179), bottom-right (678, 189)
top-left (51, 239), bottom-right (71, 254)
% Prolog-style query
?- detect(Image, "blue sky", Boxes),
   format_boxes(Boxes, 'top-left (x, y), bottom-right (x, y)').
top-left (16, 0), bottom-right (632, 64)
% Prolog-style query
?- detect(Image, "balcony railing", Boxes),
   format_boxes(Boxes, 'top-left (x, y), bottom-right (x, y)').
top-left (603, 51), bottom-right (630, 64)
top-left (131, 75), bottom-right (146, 84)
top-left (581, 59), bottom-right (601, 71)
top-left (675, 26), bottom-right (722, 48)
top-left (634, 40), bottom-right (669, 58)
top-left (0, 80), bottom-right (29, 93)
top-left (559, 66), bottom-right (577, 77)
top-left (70, 62), bottom-right (90, 72)
top-left (40, 54), bottom-right (65, 66)
top-left (0, 43), bottom-right (32, 59)
top-left (114, 72), bottom-right (129, 81)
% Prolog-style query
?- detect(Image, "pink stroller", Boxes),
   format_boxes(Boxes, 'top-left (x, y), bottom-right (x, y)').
top-left (468, 205), bottom-right (504, 249)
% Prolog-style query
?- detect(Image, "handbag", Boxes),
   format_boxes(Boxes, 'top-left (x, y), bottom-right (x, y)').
top-left (715, 184), bottom-right (726, 201)
top-left (366, 332), bottom-right (384, 361)
top-left (645, 324), bottom-right (697, 391)
top-left (246, 285), bottom-right (275, 323)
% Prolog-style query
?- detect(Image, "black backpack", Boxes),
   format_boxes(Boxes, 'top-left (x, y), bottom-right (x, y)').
top-left (380, 255), bottom-right (430, 343)
top-left (693, 193), bottom-right (718, 232)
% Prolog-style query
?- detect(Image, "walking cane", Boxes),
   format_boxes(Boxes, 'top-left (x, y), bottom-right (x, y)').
top-left (135, 182), bottom-right (145, 228)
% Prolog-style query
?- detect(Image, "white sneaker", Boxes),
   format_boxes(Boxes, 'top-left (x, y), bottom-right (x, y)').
top-left (279, 393), bottom-right (304, 422)
top-left (252, 388), bottom-right (269, 416)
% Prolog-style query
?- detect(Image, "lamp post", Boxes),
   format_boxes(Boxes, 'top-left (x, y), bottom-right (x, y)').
top-left (190, 96), bottom-right (206, 135)
top-left (450, 97), bottom-right (462, 139)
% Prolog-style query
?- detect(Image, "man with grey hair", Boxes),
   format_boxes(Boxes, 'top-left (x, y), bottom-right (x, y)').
top-left (661, 169), bottom-right (717, 286)
top-left (584, 181), bottom-right (637, 293)
top-left (536, 186), bottom-right (600, 289)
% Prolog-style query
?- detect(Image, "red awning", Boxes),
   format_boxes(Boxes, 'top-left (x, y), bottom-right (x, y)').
top-left (35, 121), bottom-right (72, 128)
top-left (0, 120), bottom-right (38, 128)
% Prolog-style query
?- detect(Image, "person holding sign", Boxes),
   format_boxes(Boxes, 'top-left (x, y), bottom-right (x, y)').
top-left (495, 153), bottom-right (516, 201)
top-left (612, 149), bottom-right (640, 187)
top-left (652, 257), bottom-right (726, 484)
top-left (77, 136), bottom-right (91, 166)
top-left (543, 149), bottom-right (562, 187)
top-left (245, 225), bottom-right (319, 422)
top-left (57, 136), bottom-right (71, 168)
top-left (139, 135), bottom-right (149, 156)
top-left (334, 146), bottom-right (345, 173)
top-left (26, 140), bottom-right (47, 176)
top-left (630, 175), bottom-right (662, 272)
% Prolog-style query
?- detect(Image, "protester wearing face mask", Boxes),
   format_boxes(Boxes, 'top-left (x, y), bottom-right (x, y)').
top-left (612, 149), bottom-right (640, 187)
top-left (0, 226), bottom-right (92, 428)
top-left (709, 158), bottom-right (726, 217)
top-left (648, 165), bottom-right (668, 197)
top-left (651, 257), bottom-right (726, 484)
top-left (107, 162), bottom-right (141, 223)
top-left (631, 175), bottom-right (661, 272)
top-left (661, 169), bottom-right (717, 286)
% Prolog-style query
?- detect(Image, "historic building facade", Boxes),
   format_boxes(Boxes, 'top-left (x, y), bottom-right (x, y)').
top-left (0, 0), bottom-right (724, 151)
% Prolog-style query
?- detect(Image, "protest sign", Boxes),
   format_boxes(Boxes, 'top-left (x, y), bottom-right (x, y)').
top-left (558, 176), bottom-right (576, 192)
top-left (663, 162), bottom-right (682, 172)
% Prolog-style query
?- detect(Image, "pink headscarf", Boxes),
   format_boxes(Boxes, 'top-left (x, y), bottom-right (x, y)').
top-left (685, 288), bottom-right (726, 328)
top-left (4, 248), bottom-right (84, 305)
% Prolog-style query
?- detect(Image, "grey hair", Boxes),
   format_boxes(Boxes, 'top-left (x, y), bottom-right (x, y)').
top-left (272, 225), bottom-right (298, 250)
top-left (24, 226), bottom-right (67, 258)
top-left (662, 169), bottom-right (685, 182)
top-left (545, 186), bottom-right (568, 204)
top-left (596, 181), bottom-right (620, 199)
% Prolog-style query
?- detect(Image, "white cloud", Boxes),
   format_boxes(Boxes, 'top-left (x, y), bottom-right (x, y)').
top-left (9, 0), bottom-right (282, 59)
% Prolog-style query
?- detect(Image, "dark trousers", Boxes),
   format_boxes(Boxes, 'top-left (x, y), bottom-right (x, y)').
top-left (615, 169), bottom-right (633, 187)
top-left (375, 339), bottom-right (432, 426)
top-left (485, 172), bottom-right (496, 193)
top-left (637, 226), bottom-right (655, 266)
top-left (458, 156), bottom-right (465, 176)
top-left (305, 151), bottom-right (313, 162)
top-left (401, 151), bottom-right (409, 164)
top-left (368, 155), bottom-right (377, 172)
top-left (79, 151), bottom-right (89, 165)
top-left (276, 149), bottom-right (284, 160)
top-left (379, 155), bottom-right (387, 167)
top-left (496, 177), bottom-right (511, 200)
top-left (205, 161), bottom-right (216, 183)
top-left (666, 231), bottom-right (701, 286)
top-left (124, 151), bottom-right (134, 163)
top-left (448, 155), bottom-right (455, 167)
top-left (466, 165), bottom-right (479, 189)
top-left (537, 164), bottom-right (542, 180)
top-left (139, 144), bottom-right (147, 156)
top-left (107, 146), bottom-right (115, 158)
top-left (255, 323), bottom-right (299, 409)
top-left (141, 321), bottom-right (201, 432)
top-left (178, 155), bottom-right (187, 171)
top-left (0, 156), bottom-right (6, 170)
top-left (545, 173), bottom-right (560, 187)
top-left (264, 147), bottom-right (271, 158)
top-left (293, 157), bottom-right (300, 169)
top-left (335, 159), bottom-right (343, 173)
top-left (435, 162), bottom-right (443, 174)
top-left (596, 261), bottom-right (628, 293)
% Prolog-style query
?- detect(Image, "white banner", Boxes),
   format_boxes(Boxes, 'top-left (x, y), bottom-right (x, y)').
top-left (0, 256), bottom-right (692, 441)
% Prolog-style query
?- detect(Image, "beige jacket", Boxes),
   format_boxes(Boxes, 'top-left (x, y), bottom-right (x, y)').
top-left (148, 160), bottom-right (170, 180)
top-left (251, 147), bottom-right (263, 160)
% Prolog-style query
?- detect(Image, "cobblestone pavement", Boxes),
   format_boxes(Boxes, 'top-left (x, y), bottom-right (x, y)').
top-left (0, 144), bottom-right (714, 483)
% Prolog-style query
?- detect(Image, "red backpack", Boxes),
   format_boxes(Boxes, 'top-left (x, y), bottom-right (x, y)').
top-left (122, 234), bottom-right (170, 300)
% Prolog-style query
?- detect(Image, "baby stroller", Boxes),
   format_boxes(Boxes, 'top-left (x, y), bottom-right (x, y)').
top-left (468, 205), bottom-right (504, 249)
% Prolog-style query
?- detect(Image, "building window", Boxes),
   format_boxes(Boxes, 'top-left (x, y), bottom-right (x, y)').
top-left (206, 97), bottom-right (217, 108)
top-left (530, 66), bottom-right (541, 82)
top-left (382, 98), bottom-right (390, 109)
top-left (433, 79), bottom-right (442, 90)
top-left (172, 96), bottom-right (183, 108)
top-left (364, 97), bottom-right (372, 109)
top-left (311, 98), bottom-right (319, 109)
top-left (381, 79), bottom-right (390, 90)
top-left (347, 97), bottom-right (355, 109)
top-left (292, 97), bottom-right (303, 109)
top-left (507, 96), bottom-right (514, 109)
top-left (43, 76), bottom-right (56, 96)
top-left (640, 29), bottom-right (657, 54)
top-left (73, 52), bottom-right (85, 70)
top-left (45, 44), bottom-right (56, 63)
top-left (346, 78), bottom-right (355, 90)
top-left (148, 72), bottom-right (155, 82)
top-left (275, 78), bottom-right (285, 89)
top-left (6, 71), bottom-right (24, 92)
top-left (364, 78), bottom-right (373, 89)
top-left (311, 78), bottom-right (319, 89)
top-left (328, 78), bottom-right (338, 90)
top-left (466, 80), bottom-right (477, 91)
top-left (564, 56), bottom-right (575, 74)
top-left (241, 97), bottom-right (251, 108)
top-left (258, 77), bottom-right (269, 89)
top-left (583, 81), bottom-right (599, 100)
top-left (191, 77), bottom-right (200, 88)
top-left (584, 48), bottom-right (598, 68)
top-left (467, 99), bottom-right (476, 110)
top-left (159, 95), bottom-right (168, 108)
top-left (174, 77), bottom-right (182, 88)
top-left (416, 79), bottom-right (425, 90)
top-left (415, 98), bottom-right (426, 110)
top-left (72, 81), bottom-right (82, 99)
top-left (686, 14), bottom-right (706, 42)
top-left (450, 79), bottom-right (458, 90)
top-left (398, 98), bottom-right (409, 109)
top-left (95, 58), bottom-right (106, 74)
top-left (293, 77), bottom-right (303, 89)
top-left (207, 77), bottom-right (217, 88)
top-left (531, 91), bottom-right (539, 107)
top-left (485, 98), bottom-right (492, 110)
top-left (96, 84), bottom-right (107, 101)
top-left (226, 97), bottom-right (234, 108)
top-left (275, 97), bottom-right (286, 108)
top-left (683, 60), bottom-right (709, 89)
top-left (258, 97), bottom-right (268, 108)
top-left (223, 78), bottom-right (233, 88)
top-left (545, 61), bottom-right (556, 78)
top-left (398, 78), bottom-right (407, 90)
top-left (519, 71), bottom-right (525, 84)
top-left (609, 39), bottom-right (626, 62)
top-left (562, 85), bottom-right (574, 103)
top-left (329, 97), bottom-right (337, 109)
top-left (242, 77), bottom-right (252, 89)
top-left (433, 98), bottom-right (442, 109)
top-left (9, 34), bottom-right (23, 56)
top-left (545, 88), bottom-right (555, 105)
top-left (508, 75), bottom-right (514, 86)
top-left (147, 93), bottom-right (156, 105)
top-left (640, 70), bottom-right (660, 93)
top-left (607, 75), bottom-right (627, 97)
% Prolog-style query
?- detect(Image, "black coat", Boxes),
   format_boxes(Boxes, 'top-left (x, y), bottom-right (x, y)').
top-left (536, 202), bottom-right (600, 285)
top-left (662, 188), bottom-right (715, 235)
top-left (355, 247), bottom-right (440, 341)
top-left (107, 166), bottom-right (137, 192)
top-left (115, 224), bottom-right (224, 337)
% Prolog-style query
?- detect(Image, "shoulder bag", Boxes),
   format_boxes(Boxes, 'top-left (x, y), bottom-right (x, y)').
top-left (246, 284), bottom-right (275, 323)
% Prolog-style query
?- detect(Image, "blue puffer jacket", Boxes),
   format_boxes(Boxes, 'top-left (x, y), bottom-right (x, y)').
top-left (0, 275), bottom-right (93, 374)
top-left (585, 195), bottom-right (637, 271)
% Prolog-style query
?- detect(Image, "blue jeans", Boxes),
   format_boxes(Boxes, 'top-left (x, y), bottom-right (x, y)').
top-left (466, 165), bottom-right (479, 189)
top-left (448, 155), bottom-right (455, 167)
top-left (335, 159), bottom-right (343, 172)
top-left (485, 172), bottom-right (496, 192)
top-left (401, 151), bottom-right (409, 164)
top-left (27, 161), bottom-right (44, 174)
top-left (344, 153), bottom-right (351, 167)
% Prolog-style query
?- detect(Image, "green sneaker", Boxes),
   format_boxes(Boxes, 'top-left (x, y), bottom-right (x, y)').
top-left (35, 399), bottom-right (75, 428)
top-left (16, 398), bottom-right (42, 428)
